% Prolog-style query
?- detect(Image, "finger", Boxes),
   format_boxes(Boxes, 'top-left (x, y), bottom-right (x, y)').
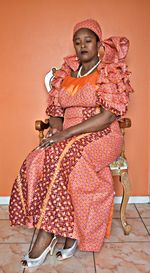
top-left (40, 142), bottom-right (51, 148)
top-left (39, 143), bottom-right (47, 148)
top-left (39, 145), bottom-right (46, 150)
top-left (39, 138), bottom-right (54, 148)
top-left (43, 141), bottom-right (54, 148)
top-left (45, 144), bottom-right (50, 148)
top-left (40, 139), bottom-right (49, 146)
top-left (40, 141), bottom-right (46, 145)
top-left (35, 146), bottom-right (40, 150)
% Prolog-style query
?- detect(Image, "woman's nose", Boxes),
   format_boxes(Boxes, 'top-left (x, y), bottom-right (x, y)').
top-left (81, 42), bottom-right (85, 48)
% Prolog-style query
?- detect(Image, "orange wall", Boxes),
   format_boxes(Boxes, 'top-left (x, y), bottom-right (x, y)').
top-left (0, 0), bottom-right (150, 196)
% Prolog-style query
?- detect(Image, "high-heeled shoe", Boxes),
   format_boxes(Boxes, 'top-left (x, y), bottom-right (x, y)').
top-left (21, 235), bottom-right (58, 268)
top-left (56, 239), bottom-right (77, 261)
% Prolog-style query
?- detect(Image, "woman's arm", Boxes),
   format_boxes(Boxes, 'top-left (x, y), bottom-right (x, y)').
top-left (40, 109), bottom-right (116, 147)
top-left (45, 117), bottom-right (63, 137)
top-left (49, 116), bottom-right (64, 131)
top-left (65, 109), bottom-right (115, 137)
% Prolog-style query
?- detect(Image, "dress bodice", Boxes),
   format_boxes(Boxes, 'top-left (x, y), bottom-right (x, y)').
top-left (59, 71), bottom-right (99, 108)
top-left (58, 71), bottom-right (101, 129)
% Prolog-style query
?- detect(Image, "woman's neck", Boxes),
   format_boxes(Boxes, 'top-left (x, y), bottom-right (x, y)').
top-left (81, 56), bottom-right (99, 74)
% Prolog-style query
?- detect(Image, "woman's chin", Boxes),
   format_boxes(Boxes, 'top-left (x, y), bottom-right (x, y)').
top-left (79, 55), bottom-right (91, 63)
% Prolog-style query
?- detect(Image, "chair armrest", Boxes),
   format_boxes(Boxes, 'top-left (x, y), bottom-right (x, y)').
top-left (118, 118), bottom-right (131, 159)
top-left (35, 119), bottom-right (50, 131)
top-left (35, 119), bottom-right (50, 144)
top-left (118, 118), bottom-right (131, 129)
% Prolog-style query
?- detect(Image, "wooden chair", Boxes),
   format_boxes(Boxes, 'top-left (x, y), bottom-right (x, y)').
top-left (109, 118), bottom-right (132, 235)
top-left (35, 69), bottom-right (132, 235)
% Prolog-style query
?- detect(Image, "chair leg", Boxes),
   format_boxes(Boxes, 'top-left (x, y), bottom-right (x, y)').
top-left (120, 172), bottom-right (132, 235)
top-left (39, 130), bottom-right (44, 144)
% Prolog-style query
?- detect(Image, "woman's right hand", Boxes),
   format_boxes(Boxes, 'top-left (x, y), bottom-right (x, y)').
top-left (39, 128), bottom-right (61, 148)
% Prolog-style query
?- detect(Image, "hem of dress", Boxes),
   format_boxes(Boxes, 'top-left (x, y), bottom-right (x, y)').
top-left (9, 221), bottom-right (77, 240)
top-left (78, 242), bottom-right (104, 252)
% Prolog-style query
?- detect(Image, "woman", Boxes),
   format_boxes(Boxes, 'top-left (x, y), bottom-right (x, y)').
top-left (9, 19), bottom-right (133, 268)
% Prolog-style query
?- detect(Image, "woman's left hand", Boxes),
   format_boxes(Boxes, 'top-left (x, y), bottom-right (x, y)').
top-left (39, 131), bottom-right (67, 148)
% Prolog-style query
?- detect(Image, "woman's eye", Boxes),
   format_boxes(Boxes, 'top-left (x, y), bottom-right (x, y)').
top-left (85, 40), bottom-right (92, 43)
top-left (75, 42), bottom-right (80, 45)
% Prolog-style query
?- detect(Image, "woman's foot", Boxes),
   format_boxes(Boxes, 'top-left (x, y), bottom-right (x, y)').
top-left (29, 230), bottom-right (53, 258)
top-left (56, 238), bottom-right (77, 260)
top-left (21, 230), bottom-right (56, 267)
top-left (64, 238), bottom-right (76, 249)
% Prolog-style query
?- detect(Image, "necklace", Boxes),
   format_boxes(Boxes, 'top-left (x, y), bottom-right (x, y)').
top-left (77, 59), bottom-right (100, 78)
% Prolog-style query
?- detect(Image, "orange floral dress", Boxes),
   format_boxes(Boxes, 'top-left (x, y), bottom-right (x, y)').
top-left (9, 56), bottom-right (133, 252)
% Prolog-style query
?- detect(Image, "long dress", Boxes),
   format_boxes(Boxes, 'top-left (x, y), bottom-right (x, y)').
top-left (9, 56), bottom-right (133, 252)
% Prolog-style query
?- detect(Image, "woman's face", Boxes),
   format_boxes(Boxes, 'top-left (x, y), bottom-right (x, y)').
top-left (73, 28), bottom-right (100, 63)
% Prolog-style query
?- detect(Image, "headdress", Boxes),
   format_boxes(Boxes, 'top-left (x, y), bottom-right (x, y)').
top-left (73, 18), bottom-right (129, 63)
top-left (73, 18), bottom-right (102, 41)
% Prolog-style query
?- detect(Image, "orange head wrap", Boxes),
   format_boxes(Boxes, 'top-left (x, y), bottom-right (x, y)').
top-left (73, 18), bottom-right (102, 41)
top-left (73, 18), bottom-right (129, 63)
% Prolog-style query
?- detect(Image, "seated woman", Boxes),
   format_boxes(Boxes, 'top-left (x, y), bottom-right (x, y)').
top-left (9, 18), bottom-right (133, 268)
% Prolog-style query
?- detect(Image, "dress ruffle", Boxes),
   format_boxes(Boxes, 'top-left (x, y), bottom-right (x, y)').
top-left (46, 55), bottom-right (79, 117)
top-left (95, 62), bottom-right (134, 116)
top-left (102, 37), bottom-right (129, 63)
top-left (46, 55), bottom-right (133, 117)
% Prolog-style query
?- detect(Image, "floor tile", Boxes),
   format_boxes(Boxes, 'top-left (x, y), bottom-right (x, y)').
top-left (0, 205), bottom-right (9, 219)
top-left (0, 243), bottom-right (29, 273)
top-left (1, 203), bottom-right (149, 273)
top-left (135, 204), bottom-right (150, 218)
top-left (24, 248), bottom-right (95, 273)
top-left (142, 218), bottom-right (150, 234)
top-left (113, 204), bottom-right (139, 219)
top-left (94, 242), bottom-right (150, 273)
top-left (105, 218), bottom-right (150, 243)
top-left (0, 220), bottom-right (34, 243)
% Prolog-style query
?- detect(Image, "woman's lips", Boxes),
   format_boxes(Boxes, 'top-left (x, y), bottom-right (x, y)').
top-left (81, 50), bottom-right (88, 54)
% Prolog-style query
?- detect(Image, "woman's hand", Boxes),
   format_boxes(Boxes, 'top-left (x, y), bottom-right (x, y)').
top-left (46, 128), bottom-right (58, 138)
top-left (39, 131), bottom-right (67, 148)
top-left (37, 108), bottom-right (116, 150)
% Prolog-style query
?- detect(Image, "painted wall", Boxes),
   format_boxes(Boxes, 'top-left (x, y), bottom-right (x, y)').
top-left (0, 0), bottom-right (150, 196)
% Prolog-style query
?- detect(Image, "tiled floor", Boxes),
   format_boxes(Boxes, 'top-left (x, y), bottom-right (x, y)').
top-left (0, 204), bottom-right (150, 273)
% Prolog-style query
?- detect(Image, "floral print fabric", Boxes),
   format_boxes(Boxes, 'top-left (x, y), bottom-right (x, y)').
top-left (9, 56), bottom-right (133, 252)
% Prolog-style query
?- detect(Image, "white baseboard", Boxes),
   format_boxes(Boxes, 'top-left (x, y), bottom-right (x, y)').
top-left (0, 196), bottom-right (10, 204)
top-left (0, 196), bottom-right (150, 205)
top-left (114, 196), bottom-right (150, 204)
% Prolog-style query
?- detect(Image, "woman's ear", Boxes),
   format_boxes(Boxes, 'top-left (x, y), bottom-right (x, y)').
top-left (97, 41), bottom-right (101, 50)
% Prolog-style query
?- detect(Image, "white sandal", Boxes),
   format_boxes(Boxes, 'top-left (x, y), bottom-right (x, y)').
top-left (21, 235), bottom-right (58, 268)
top-left (56, 240), bottom-right (77, 261)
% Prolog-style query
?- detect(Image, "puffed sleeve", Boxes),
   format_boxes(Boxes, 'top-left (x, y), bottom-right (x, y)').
top-left (96, 62), bottom-right (134, 116)
top-left (45, 89), bottom-right (64, 117)
top-left (45, 70), bottom-right (66, 117)
top-left (45, 56), bottom-right (79, 117)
